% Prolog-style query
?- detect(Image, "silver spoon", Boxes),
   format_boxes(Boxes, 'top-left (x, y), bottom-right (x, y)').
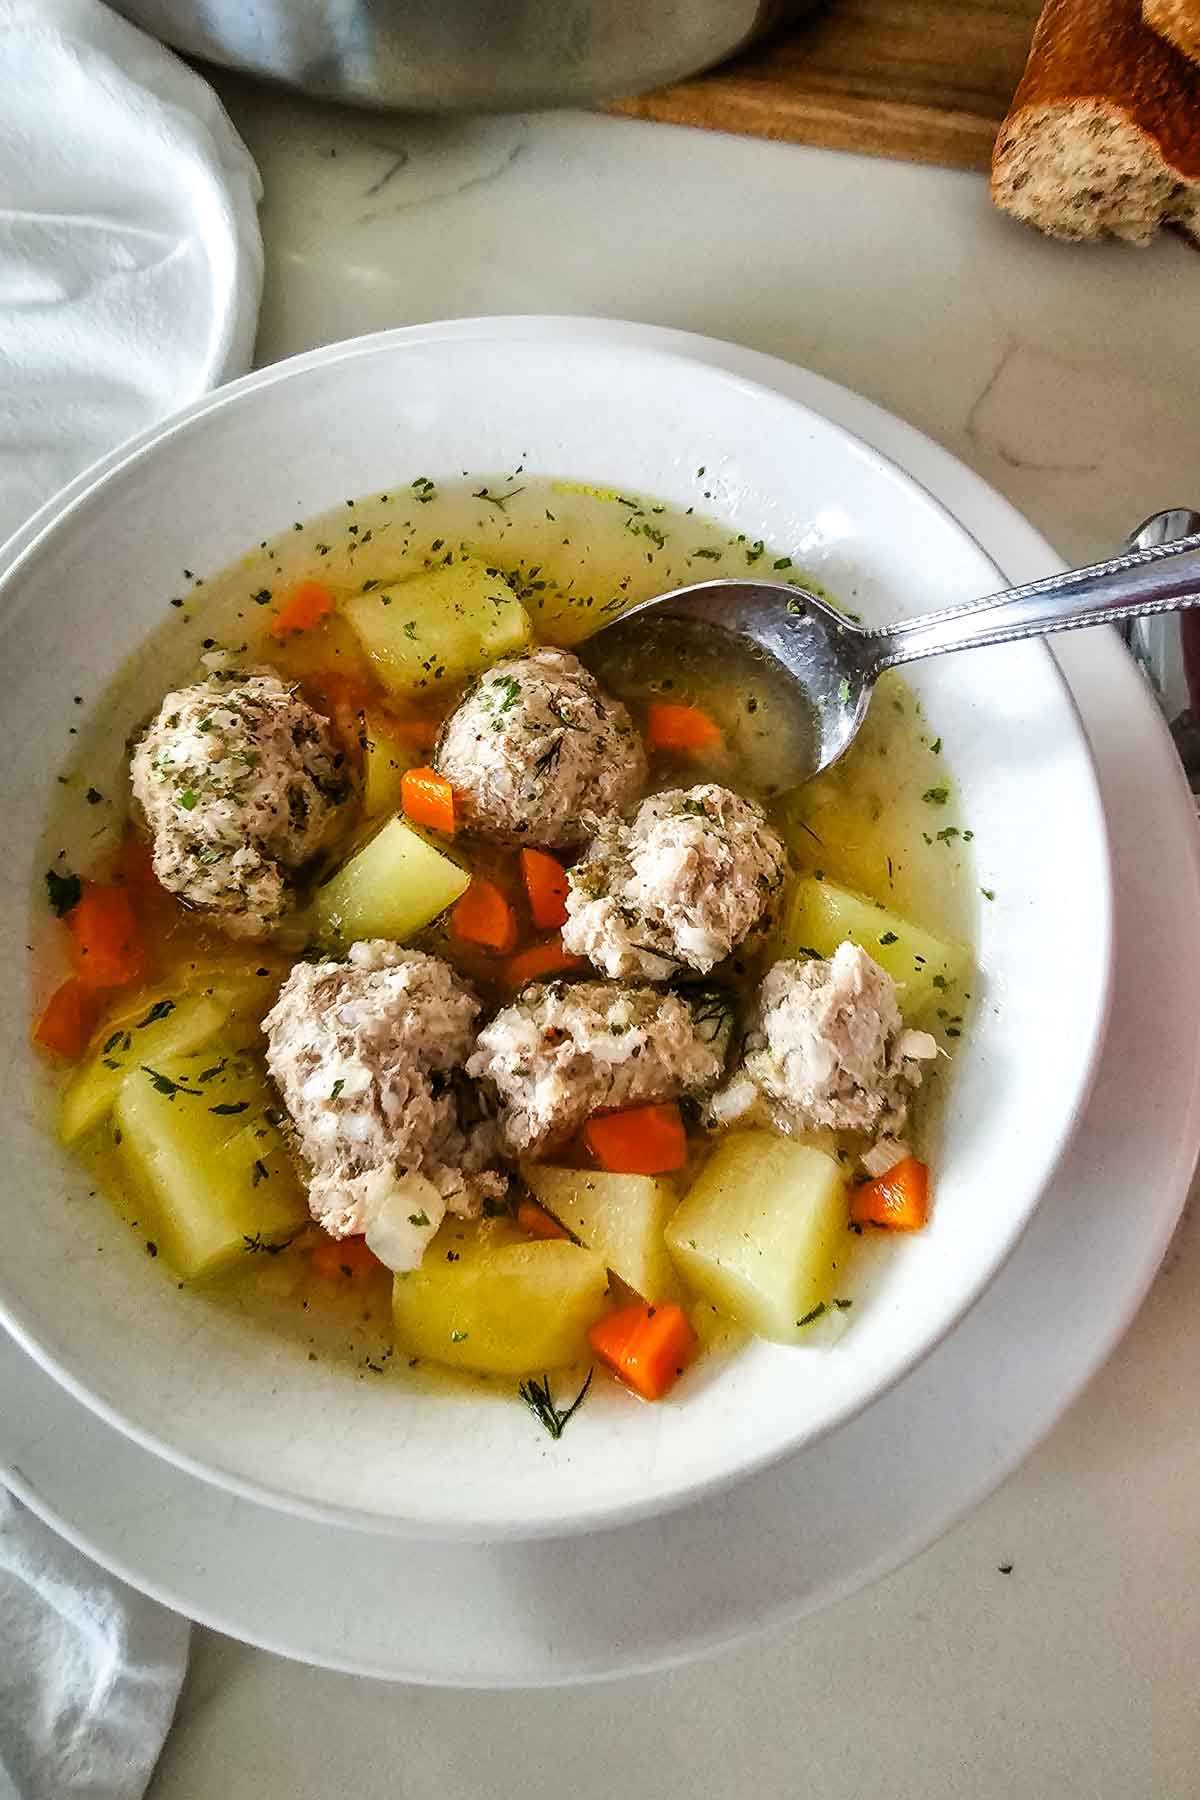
top-left (602, 522), bottom-right (1200, 781)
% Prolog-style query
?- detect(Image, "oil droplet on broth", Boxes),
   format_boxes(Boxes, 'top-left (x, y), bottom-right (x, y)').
top-left (581, 614), bottom-right (818, 798)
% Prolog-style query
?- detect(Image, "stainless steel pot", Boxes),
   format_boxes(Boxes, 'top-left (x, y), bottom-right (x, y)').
top-left (110, 0), bottom-right (803, 112)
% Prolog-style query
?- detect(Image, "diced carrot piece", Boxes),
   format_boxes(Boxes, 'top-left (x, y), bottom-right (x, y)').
top-left (453, 876), bottom-right (518, 953)
top-left (589, 1301), bottom-right (698, 1401)
top-left (32, 977), bottom-right (96, 1060)
top-left (503, 934), bottom-right (585, 989)
top-left (68, 883), bottom-right (147, 991)
top-left (401, 766), bottom-right (456, 835)
top-left (270, 578), bottom-right (334, 639)
top-left (585, 1102), bottom-right (688, 1175)
top-left (309, 1234), bottom-right (383, 1281)
top-left (646, 702), bottom-right (723, 754)
top-left (520, 848), bottom-right (570, 931)
top-left (516, 1197), bottom-right (570, 1241)
top-left (850, 1156), bottom-right (930, 1231)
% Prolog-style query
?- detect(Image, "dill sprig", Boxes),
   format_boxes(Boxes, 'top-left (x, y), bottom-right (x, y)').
top-left (518, 1369), bottom-right (593, 1440)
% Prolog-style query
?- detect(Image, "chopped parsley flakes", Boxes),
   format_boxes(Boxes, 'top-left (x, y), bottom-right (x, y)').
top-left (45, 867), bottom-right (81, 916)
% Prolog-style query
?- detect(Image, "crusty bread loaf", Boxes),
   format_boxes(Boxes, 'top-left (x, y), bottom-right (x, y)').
top-left (991, 0), bottom-right (1200, 244)
top-left (1145, 0), bottom-right (1200, 66)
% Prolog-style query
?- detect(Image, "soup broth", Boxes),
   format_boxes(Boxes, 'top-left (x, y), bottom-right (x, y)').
top-left (34, 475), bottom-right (975, 1402)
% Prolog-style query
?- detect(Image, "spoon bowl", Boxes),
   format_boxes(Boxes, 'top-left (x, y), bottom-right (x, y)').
top-left (610, 521), bottom-right (1200, 782)
top-left (611, 578), bottom-right (875, 780)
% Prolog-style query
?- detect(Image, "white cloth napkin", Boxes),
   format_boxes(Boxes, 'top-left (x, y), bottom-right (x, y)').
top-left (0, 0), bottom-right (263, 546)
top-left (0, 1494), bottom-right (190, 1800)
top-left (0, 3), bottom-right (263, 1795)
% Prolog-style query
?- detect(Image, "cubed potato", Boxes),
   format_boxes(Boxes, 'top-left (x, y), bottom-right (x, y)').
top-left (776, 875), bottom-right (970, 1021)
top-left (665, 1133), bottom-right (850, 1344)
top-left (58, 981), bottom-right (270, 1146)
top-left (341, 556), bottom-right (531, 698)
top-left (314, 816), bottom-right (469, 946)
top-left (520, 1164), bottom-right (682, 1302)
top-left (361, 710), bottom-right (419, 818)
top-left (113, 1041), bottom-right (308, 1280)
top-left (391, 1234), bottom-right (610, 1374)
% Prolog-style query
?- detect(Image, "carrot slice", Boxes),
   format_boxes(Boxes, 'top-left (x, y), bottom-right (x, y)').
top-left (585, 1101), bottom-right (688, 1175)
top-left (646, 702), bottom-right (723, 754)
top-left (270, 578), bottom-right (334, 639)
top-left (503, 934), bottom-right (585, 989)
top-left (32, 977), bottom-right (96, 1060)
top-left (401, 766), bottom-right (456, 835)
top-left (309, 1234), bottom-right (383, 1281)
top-left (850, 1156), bottom-right (930, 1231)
top-left (68, 883), bottom-right (147, 991)
top-left (516, 1197), bottom-right (570, 1241)
top-left (452, 876), bottom-right (518, 953)
top-left (520, 848), bottom-right (570, 931)
top-left (589, 1301), bottom-right (698, 1401)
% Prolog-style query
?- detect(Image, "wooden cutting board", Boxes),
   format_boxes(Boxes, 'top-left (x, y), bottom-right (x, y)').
top-left (607, 0), bottom-right (1044, 173)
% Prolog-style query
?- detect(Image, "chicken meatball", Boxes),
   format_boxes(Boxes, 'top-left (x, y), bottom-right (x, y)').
top-left (263, 943), bottom-right (502, 1268)
top-left (723, 944), bottom-right (936, 1139)
top-left (468, 978), bottom-right (729, 1158)
top-left (433, 648), bottom-right (645, 848)
top-left (130, 667), bottom-right (347, 939)
top-left (562, 784), bottom-right (787, 980)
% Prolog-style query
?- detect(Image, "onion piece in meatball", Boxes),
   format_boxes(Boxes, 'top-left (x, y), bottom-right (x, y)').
top-left (562, 784), bottom-right (787, 981)
top-left (263, 942), bottom-right (503, 1268)
top-left (433, 647), bottom-right (646, 848)
top-left (130, 666), bottom-right (348, 939)
top-left (468, 978), bottom-right (729, 1158)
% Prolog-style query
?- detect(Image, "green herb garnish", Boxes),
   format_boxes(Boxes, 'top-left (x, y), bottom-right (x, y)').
top-left (137, 999), bottom-right (176, 1029)
top-left (518, 1369), bottom-right (593, 1440)
top-left (45, 868), bottom-right (81, 916)
top-left (533, 737), bottom-right (564, 777)
top-left (141, 1065), bottom-right (200, 1099)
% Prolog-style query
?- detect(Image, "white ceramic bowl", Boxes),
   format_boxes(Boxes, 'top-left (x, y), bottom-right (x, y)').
top-left (0, 321), bottom-right (1112, 1540)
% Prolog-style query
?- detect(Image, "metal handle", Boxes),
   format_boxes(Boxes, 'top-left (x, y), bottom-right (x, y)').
top-left (869, 531), bottom-right (1200, 670)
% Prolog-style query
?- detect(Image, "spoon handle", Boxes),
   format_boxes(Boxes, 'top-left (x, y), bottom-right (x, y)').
top-left (870, 530), bottom-right (1200, 669)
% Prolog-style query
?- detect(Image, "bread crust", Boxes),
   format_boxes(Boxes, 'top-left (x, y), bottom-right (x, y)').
top-left (992, 0), bottom-right (1200, 240)
top-left (1144, 0), bottom-right (1200, 68)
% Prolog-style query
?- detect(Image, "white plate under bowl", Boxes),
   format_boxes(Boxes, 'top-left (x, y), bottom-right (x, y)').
top-left (1, 321), bottom-right (1197, 1684)
top-left (0, 323), bottom-right (1110, 1539)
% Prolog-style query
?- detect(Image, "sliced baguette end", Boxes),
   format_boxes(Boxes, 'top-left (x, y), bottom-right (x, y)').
top-left (993, 98), bottom-right (1200, 244)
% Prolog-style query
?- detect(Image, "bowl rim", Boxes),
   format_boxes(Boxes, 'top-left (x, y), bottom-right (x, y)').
top-left (0, 317), bottom-right (1115, 1539)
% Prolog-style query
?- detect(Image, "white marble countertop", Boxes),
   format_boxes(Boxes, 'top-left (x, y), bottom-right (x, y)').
top-left (148, 80), bottom-right (1200, 1799)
